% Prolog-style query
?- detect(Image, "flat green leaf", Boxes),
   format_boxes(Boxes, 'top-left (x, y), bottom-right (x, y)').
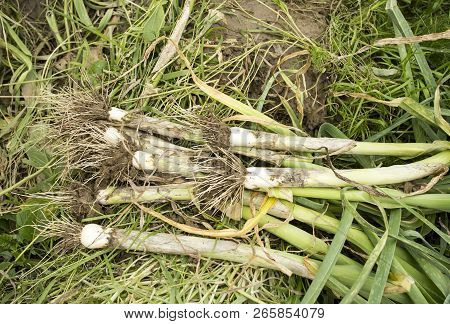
top-left (399, 97), bottom-right (450, 136)
top-left (0, 234), bottom-right (18, 254)
top-left (16, 203), bottom-right (44, 241)
top-left (301, 194), bottom-right (356, 304)
top-left (368, 209), bottom-right (401, 303)
top-left (386, 0), bottom-right (437, 91)
top-left (0, 39), bottom-right (32, 70)
top-left (0, 109), bottom-right (26, 139)
top-left (22, 69), bottom-right (39, 106)
top-left (325, 277), bottom-right (366, 304)
top-left (387, 193), bottom-right (450, 245)
top-left (74, 0), bottom-right (93, 27)
top-left (23, 147), bottom-right (50, 169)
top-left (409, 248), bottom-right (449, 297)
top-left (98, 8), bottom-right (114, 32)
top-left (3, 20), bottom-right (32, 57)
top-left (341, 230), bottom-right (388, 304)
top-left (350, 95), bottom-right (450, 137)
top-left (256, 72), bottom-right (279, 112)
top-left (88, 60), bottom-right (107, 75)
top-left (279, 95), bottom-right (302, 130)
top-left (46, 10), bottom-right (66, 49)
top-left (142, 3), bottom-right (165, 43)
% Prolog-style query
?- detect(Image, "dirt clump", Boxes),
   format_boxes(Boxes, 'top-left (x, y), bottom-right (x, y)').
top-left (95, 144), bottom-right (140, 188)
top-left (213, 0), bottom-right (327, 41)
top-left (17, 0), bottom-right (44, 19)
top-left (210, 0), bottom-right (330, 130)
top-left (67, 182), bottom-right (101, 219)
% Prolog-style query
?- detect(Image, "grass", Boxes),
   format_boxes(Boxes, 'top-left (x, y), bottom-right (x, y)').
top-left (301, 199), bottom-right (356, 304)
top-left (0, 0), bottom-right (449, 304)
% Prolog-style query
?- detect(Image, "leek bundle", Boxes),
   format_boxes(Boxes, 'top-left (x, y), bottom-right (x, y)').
top-left (40, 220), bottom-right (410, 303)
top-left (40, 90), bottom-right (450, 304)
top-left (45, 92), bottom-right (449, 159)
top-left (109, 107), bottom-right (449, 157)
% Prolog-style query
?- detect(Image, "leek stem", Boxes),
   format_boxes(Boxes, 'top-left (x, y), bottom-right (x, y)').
top-left (290, 187), bottom-right (450, 212)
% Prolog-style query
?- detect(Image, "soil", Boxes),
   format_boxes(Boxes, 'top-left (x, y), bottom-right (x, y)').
top-left (68, 182), bottom-right (101, 219)
top-left (96, 144), bottom-right (140, 187)
top-left (209, 0), bottom-right (330, 130)
top-left (213, 0), bottom-right (328, 40)
top-left (196, 115), bottom-right (232, 148)
top-left (17, 0), bottom-right (44, 19)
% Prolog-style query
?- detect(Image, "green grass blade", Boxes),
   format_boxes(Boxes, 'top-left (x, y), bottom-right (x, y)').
top-left (383, 192), bottom-right (450, 244)
top-left (3, 20), bottom-right (32, 57)
top-left (74, 0), bottom-right (93, 27)
top-left (393, 235), bottom-right (450, 267)
top-left (365, 113), bottom-right (412, 142)
top-left (399, 98), bottom-right (450, 136)
top-left (142, 2), bottom-right (165, 43)
top-left (368, 209), bottom-right (402, 303)
top-left (45, 10), bottom-right (66, 50)
top-left (301, 196), bottom-right (356, 304)
top-left (386, 0), bottom-right (437, 90)
top-left (409, 248), bottom-right (449, 297)
top-left (341, 231), bottom-right (388, 304)
top-left (390, 20), bottom-right (424, 141)
top-left (98, 8), bottom-right (114, 32)
top-left (433, 86), bottom-right (450, 135)
top-left (408, 282), bottom-right (431, 304)
top-left (0, 38), bottom-right (32, 70)
top-left (256, 72), bottom-right (279, 112)
top-left (279, 95), bottom-right (302, 130)
top-left (191, 71), bottom-right (294, 135)
top-left (326, 277), bottom-right (366, 304)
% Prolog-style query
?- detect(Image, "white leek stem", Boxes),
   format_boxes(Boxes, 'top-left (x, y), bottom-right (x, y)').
top-left (97, 184), bottom-right (194, 205)
top-left (229, 127), bottom-right (356, 153)
top-left (108, 109), bottom-right (320, 168)
top-left (96, 184), bottom-right (353, 265)
top-left (108, 107), bottom-right (203, 142)
top-left (80, 224), bottom-right (113, 249)
top-left (151, 0), bottom-right (192, 73)
top-left (77, 223), bottom-right (406, 298)
top-left (244, 163), bottom-right (446, 189)
top-left (103, 127), bottom-right (125, 146)
top-left (244, 151), bottom-right (450, 190)
top-left (132, 151), bottom-right (199, 176)
top-left (95, 184), bottom-right (432, 267)
top-left (131, 150), bottom-right (450, 190)
top-left (108, 108), bottom-right (450, 157)
top-left (231, 147), bottom-right (326, 170)
top-left (80, 224), bottom-right (314, 278)
top-left (122, 127), bottom-right (194, 154)
top-left (91, 187), bottom-right (409, 296)
top-left (229, 127), bottom-right (450, 156)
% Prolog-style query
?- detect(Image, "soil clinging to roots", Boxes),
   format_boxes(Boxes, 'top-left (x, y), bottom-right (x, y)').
top-left (42, 88), bottom-right (140, 185)
top-left (192, 145), bottom-right (247, 216)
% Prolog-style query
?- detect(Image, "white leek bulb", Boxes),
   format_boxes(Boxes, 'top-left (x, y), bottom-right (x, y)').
top-left (80, 224), bottom-right (112, 249)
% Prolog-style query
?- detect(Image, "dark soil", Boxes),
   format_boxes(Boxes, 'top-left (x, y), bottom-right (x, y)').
top-left (210, 0), bottom-right (330, 130)
top-left (95, 144), bottom-right (140, 187)
top-left (17, 0), bottom-right (44, 19)
top-left (67, 182), bottom-right (101, 219)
